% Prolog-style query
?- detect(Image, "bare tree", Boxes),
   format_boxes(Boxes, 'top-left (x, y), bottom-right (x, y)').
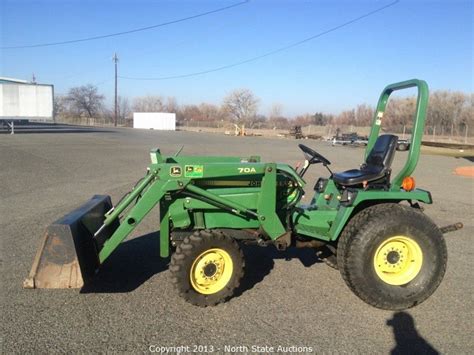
top-left (294, 113), bottom-right (313, 126)
top-left (117, 96), bottom-right (131, 123)
top-left (222, 89), bottom-right (260, 125)
top-left (313, 112), bottom-right (333, 126)
top-left (177, 105), bottom-right (201, 125)
top-left (385, 97), bottom-right (416, 131)
top-left (332, 91), bottom-right (472, 137)
top-left (165, 96), bottom-right (178, 113)
top-left (337, 109), bottom-right (356, 126)
top-left (66, 84), bottom-right (105, 118)
top-left (132, 95), bottom-right (165, 112)
top-left (53, 94), bottom-right (69, 119)
top-left (354, 104), bottom-right (374, 126)
top-left (269, 103), bottom-right (283, 119)
top-left (457, 93), bottom-right (473, 135)
top-left (428, 91), bottom-right (467, 134)
top-left (198, 103), bottom-right (221, 121)
top-left (268, 103), bottom-right (289, 129)
top-left (268, 116), bottom-right (290, 129)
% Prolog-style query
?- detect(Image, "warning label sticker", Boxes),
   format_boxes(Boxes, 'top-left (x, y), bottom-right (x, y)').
top-left (185, 165), bottom-right (204, 178)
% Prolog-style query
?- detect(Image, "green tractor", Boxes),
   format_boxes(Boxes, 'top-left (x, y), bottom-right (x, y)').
top-left (25, 79), bottom-right (462, 310)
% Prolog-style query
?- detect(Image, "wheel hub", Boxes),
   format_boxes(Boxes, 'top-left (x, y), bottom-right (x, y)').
top-left (387, 250), bottom-right (400, 264)
top-left (190, 248), bottom-right (233, 295)
top-left (203, 263), bottom-right (217, 277)
top-left (373, 236), bottom-right (423, 285)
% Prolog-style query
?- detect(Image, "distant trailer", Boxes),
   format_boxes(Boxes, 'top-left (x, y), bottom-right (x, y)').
top-left (0, 77), bottom-right (54, 134)
top-left (133, 112), bottom-right (176, 130)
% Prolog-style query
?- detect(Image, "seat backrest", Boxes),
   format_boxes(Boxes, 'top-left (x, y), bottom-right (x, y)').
top-left (365, 134), bottom-right (399, 169)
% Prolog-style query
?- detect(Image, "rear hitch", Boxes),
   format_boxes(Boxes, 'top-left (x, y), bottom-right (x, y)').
top-left (440, 222), bottom-right (463, 234)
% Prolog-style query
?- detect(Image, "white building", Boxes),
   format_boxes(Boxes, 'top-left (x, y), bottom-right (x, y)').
top-left (0, 77), bottom-right (54, 122)
top-left (133, 112), bottom-right (176, 130)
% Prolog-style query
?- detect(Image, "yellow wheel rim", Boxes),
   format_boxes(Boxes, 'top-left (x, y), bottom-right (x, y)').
top-left (373, 236), bottom-right (423, 286)
top-left (190, 248), bottom-right (233, 295)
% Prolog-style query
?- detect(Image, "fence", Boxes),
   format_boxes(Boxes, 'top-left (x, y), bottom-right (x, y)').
top-left (424, 125), bottom-right (470, 143)
top-left (55, 116), bottom-right (473, 144)
top-left (56, 116), bottom-right (130, 127)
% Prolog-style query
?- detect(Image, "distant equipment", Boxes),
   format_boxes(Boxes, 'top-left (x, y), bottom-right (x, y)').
top-left (0, 77), bottom-right (54, 133)
top-left (133, 112), bottom-right (176, 130)
top-left (233, 124), bottom-right (245, 136)
top-left (288, 125), bottom-right (304, 139)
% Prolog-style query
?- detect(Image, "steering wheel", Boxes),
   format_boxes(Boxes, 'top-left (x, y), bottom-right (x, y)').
top-left (298, 144), bottom-right (331, 165)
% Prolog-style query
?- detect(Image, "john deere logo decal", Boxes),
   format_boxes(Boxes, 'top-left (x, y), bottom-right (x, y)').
top-left (170, 166), bottom-right (182, 177)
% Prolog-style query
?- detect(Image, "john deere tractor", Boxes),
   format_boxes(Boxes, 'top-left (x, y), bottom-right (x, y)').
top-left (25, 79), bottom-right (462, 310)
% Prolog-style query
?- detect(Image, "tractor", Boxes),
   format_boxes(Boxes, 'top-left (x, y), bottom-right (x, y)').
top-left (25, 79), bottom-right (462, 310)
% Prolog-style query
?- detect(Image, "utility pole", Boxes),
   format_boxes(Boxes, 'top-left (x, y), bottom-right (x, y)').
top-left (113, 53), bottom-right (119, 127)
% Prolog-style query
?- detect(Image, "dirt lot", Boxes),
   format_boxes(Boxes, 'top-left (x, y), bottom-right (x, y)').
top-left (1, 127), bottom-right (473, 353)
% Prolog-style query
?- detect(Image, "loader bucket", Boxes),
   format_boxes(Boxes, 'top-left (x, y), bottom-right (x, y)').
top-left (24, 195), bottom-right (119, 289)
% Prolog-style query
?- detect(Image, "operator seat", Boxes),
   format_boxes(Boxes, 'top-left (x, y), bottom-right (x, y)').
top-left (333, 134), bottom-right (398, 187)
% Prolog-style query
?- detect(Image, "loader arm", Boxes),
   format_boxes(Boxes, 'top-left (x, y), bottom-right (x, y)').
top-left (98, 177), bottom-right (175, 262)
top-left (25, 149), bottom-right (301, 289)
top-left (98, 157), bottom-right (292, 263)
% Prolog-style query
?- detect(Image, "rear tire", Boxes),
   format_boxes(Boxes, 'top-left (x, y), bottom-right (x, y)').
top-left (170, 230), bottom-right (244, 307)
top-left (337, 204), bottom-right (447, 310)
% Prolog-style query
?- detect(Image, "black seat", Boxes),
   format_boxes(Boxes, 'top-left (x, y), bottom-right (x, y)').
top-left (333, 134), bottom-right (398, 187)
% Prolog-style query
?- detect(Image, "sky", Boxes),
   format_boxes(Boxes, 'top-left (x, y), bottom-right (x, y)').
top-left (0, 0), bottom-right (472, 116)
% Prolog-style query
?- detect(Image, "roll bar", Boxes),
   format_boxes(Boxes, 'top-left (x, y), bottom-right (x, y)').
top-left (365, 79), bottom-right (429, 191)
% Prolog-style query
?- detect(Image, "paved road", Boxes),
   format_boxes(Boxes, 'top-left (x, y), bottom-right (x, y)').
top-left (1, 127), bottom-right (473, 353)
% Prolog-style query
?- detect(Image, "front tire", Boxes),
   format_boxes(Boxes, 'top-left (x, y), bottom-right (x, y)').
top-left (170, 230), bottom-right (244, 307)
top-left (337, 204), bottom-right (447, 310)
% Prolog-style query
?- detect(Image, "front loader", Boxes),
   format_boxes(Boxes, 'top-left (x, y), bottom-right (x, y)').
top-left (25, 79), bottom-right (462, 310)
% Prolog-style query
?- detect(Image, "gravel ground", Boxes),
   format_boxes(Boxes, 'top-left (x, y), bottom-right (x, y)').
top-left (1, 127), bottom-right (473, 354)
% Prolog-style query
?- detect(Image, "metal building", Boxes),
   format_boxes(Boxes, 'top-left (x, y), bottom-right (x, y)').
top-left (0, 77), bottom-right (54, 133)
top-left (133, 112), bottom-right (176, 130)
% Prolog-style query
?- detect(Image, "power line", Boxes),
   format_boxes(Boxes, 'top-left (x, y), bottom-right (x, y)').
top-left (1, 1), bottom-right (249, 49)
top-left (119, 0), bottom-right (399, 81)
